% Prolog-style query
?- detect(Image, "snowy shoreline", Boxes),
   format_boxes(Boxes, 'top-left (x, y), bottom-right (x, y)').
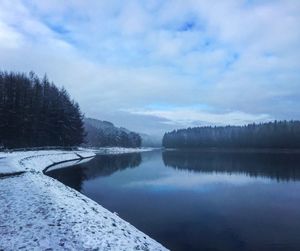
top-left (79, 146), bottom-right (160, 155)
top-left (0, 147), bottom-right (159, 175)
top-left (0, 149), bottom-right (96, 175)
top-left (0, 148), bottom-right (168, 250)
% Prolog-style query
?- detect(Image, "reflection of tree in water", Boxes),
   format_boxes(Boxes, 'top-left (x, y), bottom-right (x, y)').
top-left (46, 153), bottom-right (142, 191)
top-left (162, 150), bottom-right (300, 181)
top-left (83, 153), bottom-right (142, 180)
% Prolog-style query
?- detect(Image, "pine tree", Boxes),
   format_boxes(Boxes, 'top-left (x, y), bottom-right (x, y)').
top-left (0, 71), bottom-right (85, 148)
top-left (162, 121), bottom-right (300, 149)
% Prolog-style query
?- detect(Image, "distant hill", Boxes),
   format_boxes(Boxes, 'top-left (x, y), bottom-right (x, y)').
top-left (83, 118), bottom-right (141, 148)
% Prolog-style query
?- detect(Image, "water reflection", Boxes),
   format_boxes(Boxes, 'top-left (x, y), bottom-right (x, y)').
top-left (46, 150), bottom-right (300, 251)
top-left (83, 153), bottom-right (141, 179)
top-left (47, 153), bottom-right (141, 191)
top-left (163, 150), bottom-right (300, 181)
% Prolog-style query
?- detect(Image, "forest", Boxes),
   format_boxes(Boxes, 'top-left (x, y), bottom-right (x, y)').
top-left (84, 118), bottom-right (141, 148)
top-left (0, 71), bottom-right (85, 148)
top-left (162, 121), bottom-right (300, 149)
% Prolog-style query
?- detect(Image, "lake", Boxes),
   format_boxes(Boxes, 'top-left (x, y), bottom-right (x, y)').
top-left (47, 149), bottom-right (300, 251)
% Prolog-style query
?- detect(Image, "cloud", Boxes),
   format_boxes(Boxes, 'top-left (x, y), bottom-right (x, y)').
top-left (0, 0), bottom-right (299, 135)
top-left (0, 21), bottom-right (23, 48)
top-left (125, 106), bottom-right (273, 127)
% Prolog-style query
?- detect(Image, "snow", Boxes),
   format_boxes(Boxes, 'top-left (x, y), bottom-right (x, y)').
top-left (0, 148), bottom-right (157, 175)
top-left (45, 158), bottom-right (91, 173)
top-left (0, 148), bottom-right (168, 250)
top-left (79, 147), bottom-right (159, 155)
top-left (0, 172), bottom-right (167, 250)
top-left (0, 150), bottom-right (96, 175)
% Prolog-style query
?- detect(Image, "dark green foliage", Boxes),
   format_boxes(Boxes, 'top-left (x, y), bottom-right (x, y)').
top-left (0, 71), bottom-right (85, 148)
top-left (162, 121), bottom-right (300, 149)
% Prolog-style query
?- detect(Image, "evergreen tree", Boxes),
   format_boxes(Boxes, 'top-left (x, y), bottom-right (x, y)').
top-left (0, 71), bottom-right (85, 148)
top-left (162, 121), bottom-right (300, 149)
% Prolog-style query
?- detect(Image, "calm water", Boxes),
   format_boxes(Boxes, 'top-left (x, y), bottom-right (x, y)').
top-left (47, 150), bottom-right (300, 251)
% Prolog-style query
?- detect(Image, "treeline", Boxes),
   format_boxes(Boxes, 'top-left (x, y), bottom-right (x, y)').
top-left (162, 121), bottom-right (300, 149)
top-left (84, 118), bottom-right (141, 148)
top-left (0, 71), bottom-right (85, 148)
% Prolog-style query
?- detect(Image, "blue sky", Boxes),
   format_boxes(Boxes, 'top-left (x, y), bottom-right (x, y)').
top-left (0, 0), bottom-right (299, 136)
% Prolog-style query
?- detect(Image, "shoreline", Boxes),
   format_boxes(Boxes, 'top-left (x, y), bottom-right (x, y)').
top-left (0, 148), bottom-right (168, 251)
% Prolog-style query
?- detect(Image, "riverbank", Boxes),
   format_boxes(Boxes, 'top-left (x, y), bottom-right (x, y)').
top-left (0, 149), bottom-right (168, 250)
top-left (79, 147), bottom-right (160, 155)
top-left (0, 149), bottom-right (96, 175)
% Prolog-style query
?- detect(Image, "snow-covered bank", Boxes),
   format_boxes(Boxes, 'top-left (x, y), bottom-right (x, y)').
top-left (0, 149), bottom-right (168, 250)
top-left (0, 147), bottom-right (158, 175)
top-left (80, 147), bottom-right (160, 155)
top-left (0, 149), bottom-right (96, 175)
top-left (0, 172), bottom-right (167, 250)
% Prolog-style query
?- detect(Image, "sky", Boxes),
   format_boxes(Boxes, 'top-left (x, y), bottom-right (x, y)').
top-left (0, 0), bottom-right (299, 136)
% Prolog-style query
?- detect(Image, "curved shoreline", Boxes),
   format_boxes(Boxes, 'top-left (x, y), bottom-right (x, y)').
top-left (0, 149), bottom-right (168, 251)
top-left (43, 157), bottom-right (92, 173)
